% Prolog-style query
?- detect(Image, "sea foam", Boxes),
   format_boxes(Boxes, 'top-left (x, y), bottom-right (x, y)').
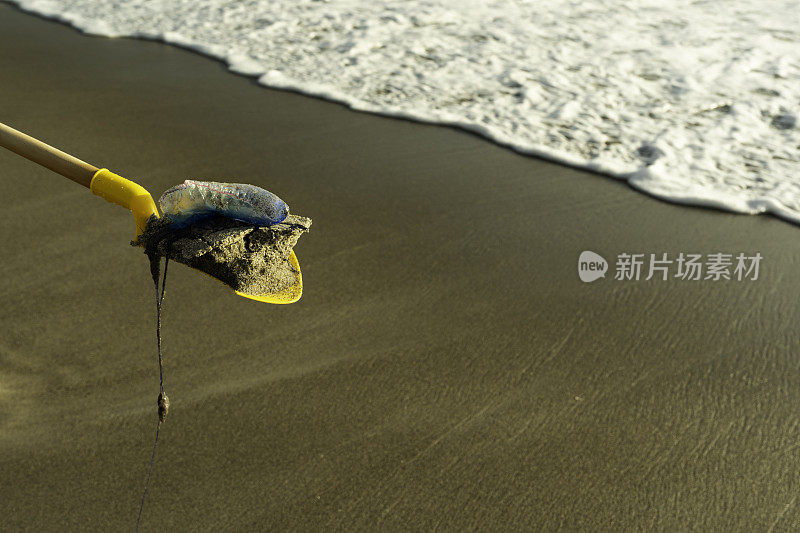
top-left (8, 0), bottom-right (800, 223)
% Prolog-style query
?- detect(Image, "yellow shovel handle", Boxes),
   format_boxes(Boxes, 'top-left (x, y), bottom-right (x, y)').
top-left (0, 121), bottom-right (158, 236)
top-left (90, 169), bottom-right (159, 236)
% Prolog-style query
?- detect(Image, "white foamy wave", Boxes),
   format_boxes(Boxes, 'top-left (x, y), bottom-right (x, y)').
top-left (8, 0), bottom-right (800, 223)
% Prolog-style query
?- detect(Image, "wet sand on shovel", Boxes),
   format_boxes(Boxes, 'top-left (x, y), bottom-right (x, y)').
top-left (133, 214), bottom-right (311, 297)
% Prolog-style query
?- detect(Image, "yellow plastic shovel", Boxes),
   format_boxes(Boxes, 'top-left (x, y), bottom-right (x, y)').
top-left (0, 121), bottom-right (302, 304)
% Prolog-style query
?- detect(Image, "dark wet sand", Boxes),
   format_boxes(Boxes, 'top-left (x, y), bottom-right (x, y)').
top-left (2, 4), bottom-right (800, 531)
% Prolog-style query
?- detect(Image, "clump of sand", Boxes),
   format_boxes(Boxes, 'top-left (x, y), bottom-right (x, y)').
top-left (132, 214), bottom-right (311, 296)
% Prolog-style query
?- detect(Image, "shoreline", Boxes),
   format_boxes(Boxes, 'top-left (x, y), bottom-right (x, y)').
top-left (4, 0), bottom-right (799, 228)
top-left (2, 4), bottom-right (800, 531)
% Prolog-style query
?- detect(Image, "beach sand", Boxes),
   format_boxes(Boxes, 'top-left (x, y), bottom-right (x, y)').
top-left (2, 4), bottom-right (800, 530)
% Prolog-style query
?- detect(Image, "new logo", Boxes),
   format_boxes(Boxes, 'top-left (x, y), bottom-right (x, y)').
top-left (578, 251), bottom-right (608, 282)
